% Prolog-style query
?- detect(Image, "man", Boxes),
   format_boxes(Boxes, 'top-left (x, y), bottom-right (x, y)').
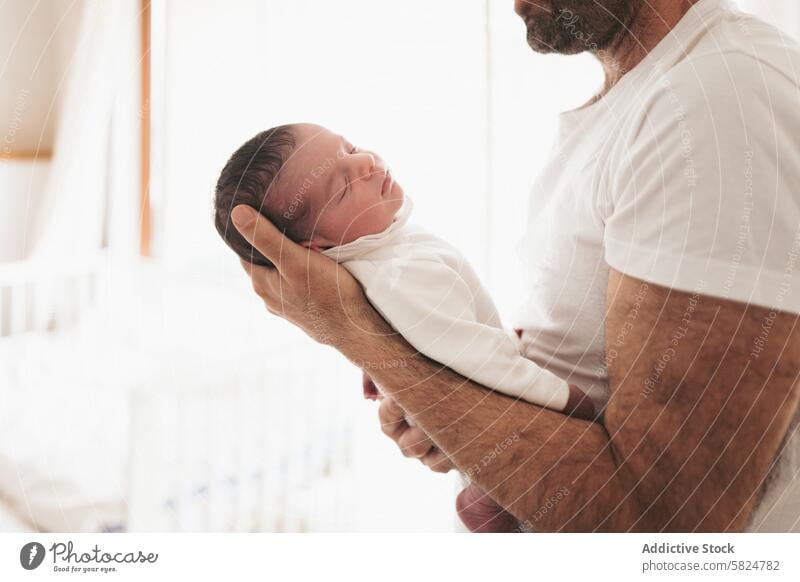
top-left (231, 0), bottom-right (800, 531)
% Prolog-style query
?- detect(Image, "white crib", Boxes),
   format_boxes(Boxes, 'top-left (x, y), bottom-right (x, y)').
top-left (127, 343), bottom-right (359, 532)
top-left (0, 253), bottom-right (100, 338)
top-left (0, 254), bottom-right (361, 532)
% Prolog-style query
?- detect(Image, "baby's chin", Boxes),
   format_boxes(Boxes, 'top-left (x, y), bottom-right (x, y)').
top-left (380, 189), bottom-right (405, 227)
top-left (338, 198), bottom-right (404, 243)
top-left (386, 185), bottom-right (404, 213)
top-left (371, 199), bottom-right (403, 234)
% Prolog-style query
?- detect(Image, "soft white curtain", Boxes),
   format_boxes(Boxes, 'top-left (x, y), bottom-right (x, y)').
top-left (28, 0), bottom-right (140, 261)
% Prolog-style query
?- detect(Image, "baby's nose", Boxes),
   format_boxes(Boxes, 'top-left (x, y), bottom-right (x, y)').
top-left (353, 152), bottom-right (377, 180)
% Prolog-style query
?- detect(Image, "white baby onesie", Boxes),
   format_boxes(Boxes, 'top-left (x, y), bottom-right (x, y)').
top-left (322, 197), bottom-right (570, 412)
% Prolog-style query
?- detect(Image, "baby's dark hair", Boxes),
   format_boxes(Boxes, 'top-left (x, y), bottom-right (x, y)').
top-left (214, 124), bottom-right (310, 267)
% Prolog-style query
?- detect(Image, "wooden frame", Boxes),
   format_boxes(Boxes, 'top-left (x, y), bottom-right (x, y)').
top-left (0, 150), bottom-right (53, 161)
top-left (140, 0), bottom-right (152, 257)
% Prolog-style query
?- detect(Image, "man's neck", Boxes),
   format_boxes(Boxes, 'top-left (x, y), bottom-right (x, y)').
top-left (595, 0), bottom-right (701, 93)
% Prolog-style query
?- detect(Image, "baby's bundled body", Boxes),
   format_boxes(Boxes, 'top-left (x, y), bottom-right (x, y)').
top-left (321, 197), bottom-right (571, 412)
top-left (214, 123), bottom-right (571, 532)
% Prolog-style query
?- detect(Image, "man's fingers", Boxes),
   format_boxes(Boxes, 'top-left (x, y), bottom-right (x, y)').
top-left (377, 397), bottom-right (450, 471)
top-left (378, 397), bottom-right (435, 458)
top-left (397, 427), bottom-right (435, 459)
top-left (421, 448), bottom-right (454, 474)
top-left (231, 205), bottom-right (302, 271)
top-left (239, 257), bottom-right (265, 282)
top-left (240, 258), bottom-right (287, 322)
top-left (378, 397), bottom-right (409, 440)
top-left (240, 257), bottom-right (281, 298)
top-left (362, 372), bottom-right (380, 400)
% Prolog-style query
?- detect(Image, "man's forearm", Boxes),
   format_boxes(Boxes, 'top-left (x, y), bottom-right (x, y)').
top-left (335, 306), bottom-right (645, 531)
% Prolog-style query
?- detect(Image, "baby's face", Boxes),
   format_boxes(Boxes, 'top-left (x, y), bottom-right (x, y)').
top-left (277, 123), bottom-right (404, 249)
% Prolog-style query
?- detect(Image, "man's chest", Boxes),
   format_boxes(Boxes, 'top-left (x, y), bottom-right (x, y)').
top-left (511, 123), bottom-right (621, 390)
top-left (516, 133), bottom-right (611, 298)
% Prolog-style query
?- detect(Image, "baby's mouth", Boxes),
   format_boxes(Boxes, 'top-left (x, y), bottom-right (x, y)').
top-left (380, 170), bottom-right (393, 196)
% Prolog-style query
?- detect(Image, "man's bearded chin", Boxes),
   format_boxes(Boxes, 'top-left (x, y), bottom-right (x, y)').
top-left (518, 0), bottom-right (644, 55)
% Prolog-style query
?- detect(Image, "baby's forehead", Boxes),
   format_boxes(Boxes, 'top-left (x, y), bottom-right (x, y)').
top-left (280, 132), bottom-right (343, 191)
top-left (293, 124), bottom-right (347, 159)
top-left (272, 158), bottom-right (327, 219)
top-left (279, 147), bottom-right (330, 197)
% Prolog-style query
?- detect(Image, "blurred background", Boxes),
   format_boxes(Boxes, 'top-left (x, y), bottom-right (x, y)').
top-left (0, 0), bottom-right (797, 532)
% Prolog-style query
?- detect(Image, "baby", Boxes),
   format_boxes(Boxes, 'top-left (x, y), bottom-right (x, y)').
top-left (214, 123), bottom-right (593, 532)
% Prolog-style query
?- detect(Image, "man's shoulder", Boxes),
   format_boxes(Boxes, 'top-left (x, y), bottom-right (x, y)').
top-left (622, 32), bottom-right (800, 147)
top-left (652, 15), bottom-right (800, 106)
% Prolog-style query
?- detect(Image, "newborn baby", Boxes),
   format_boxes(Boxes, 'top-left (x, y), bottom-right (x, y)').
top-left (214, 123), bottom-right (589, 532)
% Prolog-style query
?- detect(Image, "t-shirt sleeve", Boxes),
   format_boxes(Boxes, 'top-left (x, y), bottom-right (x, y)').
top-left (604, 52), bottom-right (800, 314)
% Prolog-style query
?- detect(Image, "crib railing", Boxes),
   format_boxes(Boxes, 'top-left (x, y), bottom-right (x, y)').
top-left (126, 338), bottom-right (360, 532)
top-left (0, 252), bottom-right (104, 337)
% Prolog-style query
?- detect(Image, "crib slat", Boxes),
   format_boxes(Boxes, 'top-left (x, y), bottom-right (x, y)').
top-left (0, 252), bottom-right (106, 336)
top-left (0, 286), bottom-right (9, 337)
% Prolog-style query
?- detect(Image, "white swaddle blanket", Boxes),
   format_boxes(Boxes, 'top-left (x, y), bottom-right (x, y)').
top-left (322, 198), bottom-right (570, 411)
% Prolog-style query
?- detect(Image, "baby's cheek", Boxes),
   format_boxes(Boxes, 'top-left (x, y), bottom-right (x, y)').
top-left (347, 213), bottom-right (373, 239)
top-left (357, 207), bottom-right (387, 234)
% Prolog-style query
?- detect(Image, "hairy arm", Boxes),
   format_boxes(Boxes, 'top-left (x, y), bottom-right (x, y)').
top-left (339, 270), bottom-right (800, 531)
top-left (231, 206), bottom-right (800, 531)
top-left (604, 270), bottom-right (800, 530)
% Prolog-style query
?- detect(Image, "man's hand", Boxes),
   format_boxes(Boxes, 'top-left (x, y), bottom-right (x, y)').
top-left (364, 372), bottom-right (454, 473)
top-left (231, 205), bottom-right (368, 345)
top-left (233, 204), bottom-right (454, 475)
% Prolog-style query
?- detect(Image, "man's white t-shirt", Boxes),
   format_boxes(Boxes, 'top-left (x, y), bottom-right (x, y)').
top-left (512, 0), bottom-right (800, 531)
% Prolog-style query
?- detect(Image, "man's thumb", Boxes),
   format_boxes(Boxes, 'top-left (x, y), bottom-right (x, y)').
top-left (231, 205), bottom-right (255, 229)
top-left (232, 204), bottom-right (298, 268)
